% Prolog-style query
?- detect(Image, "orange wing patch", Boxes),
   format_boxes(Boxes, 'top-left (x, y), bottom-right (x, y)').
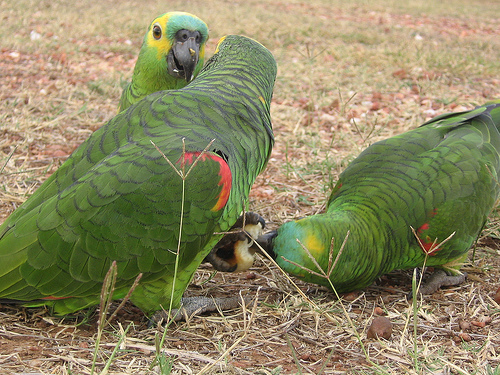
top-left (177, 152), bottom-right (232, 212)
top-left (416, 222), bottom-right (441, 256)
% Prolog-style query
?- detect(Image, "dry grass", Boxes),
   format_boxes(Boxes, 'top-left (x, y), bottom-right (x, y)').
top-left (1, 0), bottom-right (500, 373)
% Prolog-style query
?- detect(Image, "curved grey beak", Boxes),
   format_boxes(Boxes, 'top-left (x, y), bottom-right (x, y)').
top-left (167, 30), bottom-right (202, 82)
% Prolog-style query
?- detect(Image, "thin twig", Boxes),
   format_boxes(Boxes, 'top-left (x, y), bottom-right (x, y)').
top-left (196, 288), bottom-right (260, 375)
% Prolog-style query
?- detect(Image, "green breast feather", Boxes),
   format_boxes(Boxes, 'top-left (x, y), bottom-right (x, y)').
top-left (270, 101), bottom-right (500, 292)
top-left (0, 35), bottom-right (276, 315)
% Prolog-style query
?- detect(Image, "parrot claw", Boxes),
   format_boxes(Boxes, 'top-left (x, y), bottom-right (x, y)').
top-left (149, 295), bottom-right (252, 325)
top-left (204, 212), bottom-right (266, 272)
top-left (409, 269), bottom-right (467, 297)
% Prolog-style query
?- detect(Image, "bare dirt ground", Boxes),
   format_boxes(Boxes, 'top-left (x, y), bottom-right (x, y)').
top-left (1, 0), bottom-right (500, 374)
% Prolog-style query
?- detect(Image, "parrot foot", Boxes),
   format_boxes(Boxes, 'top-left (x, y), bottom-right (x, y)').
top-left (150, 295), bottom-right (252, 324)
top-left (415, 269), bottom-right (467, 295)
top-left (204, 212), bottom-right (265, 272)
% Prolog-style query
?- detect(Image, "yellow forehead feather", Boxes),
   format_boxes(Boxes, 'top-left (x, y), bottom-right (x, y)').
top-left (145, 13), bottom-right (174, 60)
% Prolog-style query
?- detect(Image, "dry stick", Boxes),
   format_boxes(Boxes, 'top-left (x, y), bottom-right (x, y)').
top-left (105, 272), bottom-right (143, 325)
top-left (196, 288), bottom-right (261, 375)
top-left (99, 323), bottom-right (132, 375)
top-left (0, 145), bottom-right (17, 174)
top-left (150, 139), bottom-right (218, 371)
top-left (284, 333), bottom-right (304, 375)
top-left (101, 342), bottom-right (218, 364)
top-left (438, 359), bottom-right (473, 375)
top-left (399, 227), bottom-right (457, 371)
top-left (338, 89), bottom-right (357, 118)
top-left (278, 231), bottom-right (387, 370)
top-left (316, 347), bottom-right (336, 375)
top-left (150, 138), bottom-right (216, 180)
top-left (91, 261), bottom-right (118, 375)
top-left (150, 138), bottom-right (190, 366)
top-left (90, 261), bottom-right (142, 375)
top-left (290, 232), bottom-right (349, 279)
top-left (254, 240), bottom-right (341, 324)
top-left (213, 204), bottom-right (254, 240)
top-left (408, 226), bottom-right (457, 295)
top-left (151, 137), bottom-right (216, 317)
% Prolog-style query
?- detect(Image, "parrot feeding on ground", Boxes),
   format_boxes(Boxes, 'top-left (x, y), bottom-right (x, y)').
top-left (118, 11), bottom-right (209, 112)
top-left (208, 101), bottom-right (500, 294)
top-left (0, 35), bottom-right (277, 316)
top-left (267, 101), bottom-right (500, 293)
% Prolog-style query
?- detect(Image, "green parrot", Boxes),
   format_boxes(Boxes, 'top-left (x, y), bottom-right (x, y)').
top-left (0, 35), bottom-right (277, 316)
top-left (118, 11), bottom-right (209, 112)
top-left (209, 101), bottom-right (500, 293)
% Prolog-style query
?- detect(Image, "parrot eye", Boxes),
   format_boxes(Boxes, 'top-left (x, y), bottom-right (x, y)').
top-left (152, 23), bottom-right (162, 40)
top-left (180, 32), bottom-right (189, 41)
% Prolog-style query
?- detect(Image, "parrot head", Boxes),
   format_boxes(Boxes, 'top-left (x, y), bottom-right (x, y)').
top-left (143, 11), bottom-right (209, 83)
top-left (205, 212), bottom-right (266, 273)
top-left (257, 216), bottom-right (338, 284)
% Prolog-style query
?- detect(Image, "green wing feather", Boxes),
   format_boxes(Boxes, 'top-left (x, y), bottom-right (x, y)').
top-left (272, 101), bottom-right (500, 292)
top-left (118, 11), bottom-right (209, 112)
top-left (0, 35), bottom-right (276, 315)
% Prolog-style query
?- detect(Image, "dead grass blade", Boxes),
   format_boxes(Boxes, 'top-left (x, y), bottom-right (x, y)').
top-left (196, 289), bottom-right (260, 375)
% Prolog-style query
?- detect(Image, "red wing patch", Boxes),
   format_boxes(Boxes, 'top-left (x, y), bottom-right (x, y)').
top-left (211, 156), bottom-right (232, 212)
top-left (418, 223), bottom-right (429, 232)
top-left (331, 182), bottom-right (342, 196)
top-left (416, 222), bottom-right (441, 256)
top-left (178, 152), bottom-right (232, 212)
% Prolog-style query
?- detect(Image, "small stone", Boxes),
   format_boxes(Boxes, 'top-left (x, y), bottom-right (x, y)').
top-left (27, 359), bottom-right (44, 368)
top-left (458, 319), bottom-right (470, 331)
top-left (30, 30), bottom-right (42, 41)
top-left (370, 102), bottom-right (381, 111)
top-left (366, 316), bottom-right (392, 339)
top-left (471, 320), bottom-right (486, 328)
top-left (457, 332), bottom-right (472, 342)
top-left (299, 353), bottom-right (318, 362)
top-left (373, 306), bottom-right (385, 316)
top-left (342, 291), bottom-right (359, 301)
